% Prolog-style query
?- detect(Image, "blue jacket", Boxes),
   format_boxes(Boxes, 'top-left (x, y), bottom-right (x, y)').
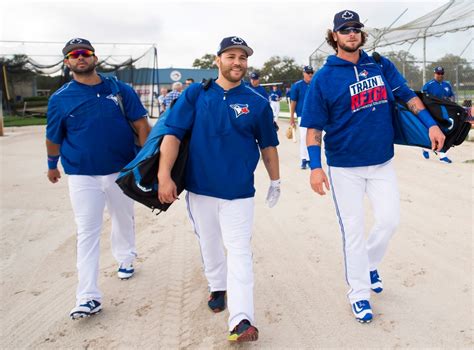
top-left (290, 80), bottom-right (310, 117)
top-left (46, 75), bottom-right (148, 175)
top-left (422, 79), bottom-right (454, 100)
top-left (164, 81), bottom-right (279, 200)
top-left (301, 50), bottom-right (416, 167)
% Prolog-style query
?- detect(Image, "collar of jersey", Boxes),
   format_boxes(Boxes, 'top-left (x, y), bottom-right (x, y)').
top-left (211, 79), bottom-right (246, 96)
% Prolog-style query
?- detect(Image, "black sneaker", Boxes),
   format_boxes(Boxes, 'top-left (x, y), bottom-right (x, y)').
top-left (208, 290), bottom-right (226, 313)
top-left (228, 319), bottom-right (259, 342)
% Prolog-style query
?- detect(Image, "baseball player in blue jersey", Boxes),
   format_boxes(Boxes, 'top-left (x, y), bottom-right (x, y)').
top-left (269, 85), bottom-right (282, 124)
top-left (157, 36), bottom-right (280, 343)
top-left (46, 38), bottom-right (150, 320)
top-left (421, 66), bottom-right (455, 162)
top-left (301, 11), bottom-right (445, 323)
top-left (290, 65), bottom-right (314, 169)
top-left (248, 71), bottom-right (269, 99)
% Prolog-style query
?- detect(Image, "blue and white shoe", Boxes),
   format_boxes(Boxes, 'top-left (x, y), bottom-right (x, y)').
top-left (300, 159), bottom-right (308, 169)
top-left (422, 150), bottom-right (430, 159)
top-left (439, 157), bottom-right (452, 163)
top-left (118, 262), bottom-right (134, 280)
top-left (70, 300), bottom-right (102, 320)
top-left (352, 300), bottom-right (373, 323)
top-left (370, 270), bottom-right (383, 293)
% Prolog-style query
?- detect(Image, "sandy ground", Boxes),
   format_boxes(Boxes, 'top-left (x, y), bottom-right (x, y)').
top-left (0, 123), bottom-right (472, 349)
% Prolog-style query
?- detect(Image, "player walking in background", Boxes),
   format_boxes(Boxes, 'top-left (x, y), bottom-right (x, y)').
top-left (157, 36), bottom-right (280, 342)
top-left (301, 11), bottom-right (445, 323)
top-left (421, 66), bottom-right (455, 163)
top-left (45, 38), bottom-right (151, 320)
top-left (290, 65), bottom-right (314, 169)
top-left (269, 84), bottom-right (282, 125)
top-left (248, 71), bottom-right (269, 99)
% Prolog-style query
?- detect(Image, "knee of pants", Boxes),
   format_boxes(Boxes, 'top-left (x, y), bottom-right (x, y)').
top-left (375, 213), bottom-right (400, 234)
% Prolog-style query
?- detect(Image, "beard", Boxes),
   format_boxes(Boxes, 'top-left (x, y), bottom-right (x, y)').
top-left (220, 65), bottom-right (247, 83)
top-left (338, 40), bottom-right (363, 53)
top-left (69, 60), bottom-right (96, 75)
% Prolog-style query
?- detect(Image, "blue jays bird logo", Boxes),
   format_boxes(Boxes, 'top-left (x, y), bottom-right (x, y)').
top-left (230, 104), bottom-right (250, 118)
top-left (359, 70), bottom-right (369, 79)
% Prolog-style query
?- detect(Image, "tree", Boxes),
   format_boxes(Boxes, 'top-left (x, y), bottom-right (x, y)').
top-left (192, 53), bottom-right (217, 69)
top-left (259, 56), bottom-right (303, 85)
top-left (381, 50), bottom-right (422, 89)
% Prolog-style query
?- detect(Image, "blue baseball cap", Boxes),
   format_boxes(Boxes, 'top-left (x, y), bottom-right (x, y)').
top-left (434, 66), bottom-right (444, 74)
top-left (217, 36), bottom-right (253, 57)
top-left (333, 10), bottom-right (364, 32)
top-left (303, 65), bottom-right (314, 73)
top-left (250, 72), bottom-right (259, 80)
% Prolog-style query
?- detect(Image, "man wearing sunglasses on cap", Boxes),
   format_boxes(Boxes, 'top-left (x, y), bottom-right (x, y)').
top-left (301, 10), bottom-right (445, 324)
top-left (420, 66), bottom-right (455, 163)
top-left (45, 38), bottom-right (151, 320)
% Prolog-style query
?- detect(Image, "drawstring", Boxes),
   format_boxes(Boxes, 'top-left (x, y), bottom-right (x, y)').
top-left (353, 66), bottom-right (360, 82)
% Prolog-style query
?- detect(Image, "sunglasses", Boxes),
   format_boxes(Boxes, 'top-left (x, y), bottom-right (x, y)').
top-left (339, 27), bottom-right (362, 35)
top-left (305, 71), bottom-right (314, 75)
top-left (435, 72), bottom-right (444, 75)
top-left (65, 49), bottom-right (95, 59)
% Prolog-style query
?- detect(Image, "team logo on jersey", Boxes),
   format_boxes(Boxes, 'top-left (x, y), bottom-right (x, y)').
top-left (231, 37), bottom-right (244, 45)
top-left (106, 94), bottom-right (119, 106)
top-left (230, 104), bottom-right (250, 118)
top-left (349, 75), bottom-right (388, 113)
top-left (358, 70), bottom-right (369, 79)
top-left (341, 11), bottom-right (354, 20)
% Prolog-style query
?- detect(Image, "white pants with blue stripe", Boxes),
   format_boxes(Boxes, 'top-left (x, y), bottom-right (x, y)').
top-left (297, 117), bottom-right (309, 161)
top-left (186, 192), bottom-right (255, 330)
top-left (328, 160), bottom-right (399, 303)
top-left (68, 173), bottom-right (136, 305)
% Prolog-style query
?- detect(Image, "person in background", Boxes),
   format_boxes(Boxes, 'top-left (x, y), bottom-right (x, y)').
top-left (158, 87), bottom-right (168, 115)
top-left (290, 65), bottom-right (314, 169)
top-left (163, 82), bottom-right (183, 111)
top-left (269, 85), bottom-right (282, 126)
top-left (248, 72), bottom-right (269, 99)
top-left (421, 66), bottom-right (455, 163)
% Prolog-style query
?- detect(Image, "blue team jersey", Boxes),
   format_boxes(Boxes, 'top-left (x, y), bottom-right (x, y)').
top-left (269, 90), bottom-right (282, 102)
top-left (301, 50), bottom-right (416, 167)
top-left (46, 75), bottom-right (148, 175)
top-left (165, 81), bottom-right (279, 200)
top-left (422, 79), bottom-right (454, 100)
top-left (290, 80), bottom-right (310, 116)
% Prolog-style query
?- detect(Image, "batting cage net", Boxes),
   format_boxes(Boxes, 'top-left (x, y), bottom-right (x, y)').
top-left (1, 41), bottom-right (158, 117)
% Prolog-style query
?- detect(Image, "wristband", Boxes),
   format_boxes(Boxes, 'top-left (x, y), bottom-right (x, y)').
top-left (417, 109), bottom-right (437, 129)
top-left (270, 179), bottom-right (281, 187)
top-left (307, 145), bottom-right (322, 169)
top-left (47, 155), bottom-right (60, 170)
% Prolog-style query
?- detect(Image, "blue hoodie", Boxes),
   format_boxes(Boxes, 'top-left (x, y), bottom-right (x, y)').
top-left (301, 50), bottom-right (416, 167)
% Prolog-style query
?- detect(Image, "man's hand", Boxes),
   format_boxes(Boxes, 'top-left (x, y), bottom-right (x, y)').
top-left (428, 125), bottom-right (446, 152)
top-left (158, 175), bottom-right (178, 204)
top-left (265, 180), bottom-right (281, 208)
top-left (310, 168), bottom-right (330, 195)
top-left (47, 168), bottom-right (61, 183)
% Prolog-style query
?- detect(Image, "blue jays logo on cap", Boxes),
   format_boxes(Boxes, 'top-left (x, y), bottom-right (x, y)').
top-left (333, 9), bottom-right (364, 32)
top-left (230, 104), bottom-right (250, 118)
top-left (217, 36), bottom-right (254, 57)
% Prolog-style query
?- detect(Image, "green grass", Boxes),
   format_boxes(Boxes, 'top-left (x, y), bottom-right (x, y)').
top-left (2, 116), bottom-right (47, 127)
top-left (279, 101), bottom-right (290, 113)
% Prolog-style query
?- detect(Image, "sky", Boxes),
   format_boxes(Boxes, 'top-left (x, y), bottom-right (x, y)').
top-left (1, 0), bottom-right (472, 70)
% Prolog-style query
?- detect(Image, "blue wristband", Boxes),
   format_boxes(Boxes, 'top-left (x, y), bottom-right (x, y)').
top-left (47, 155), bottom-right (60, 170)
top-left (417, 109), bottom-right (437, 129)
top-left (307, 145), bottom-right (322, 169)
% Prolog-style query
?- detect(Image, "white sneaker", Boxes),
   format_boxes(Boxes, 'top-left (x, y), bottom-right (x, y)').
top-left (117, 262), bottom-right (134, 280)
top-left (352, 300), bottom-right (373, 323)
top-left (70, 300), bottom-right (102, 320)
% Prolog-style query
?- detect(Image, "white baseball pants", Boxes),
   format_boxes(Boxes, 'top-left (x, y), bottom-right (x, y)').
top-left (68, 173), bottom-right (136, 304)
top-left (328, 160), bottom-right (399, 303)
top-left (270, 100), bottom-right (280, 122)
top-left (297, 117), bottom-right (309, 161)
top-left (186, 192), bottom-right (255, 330)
